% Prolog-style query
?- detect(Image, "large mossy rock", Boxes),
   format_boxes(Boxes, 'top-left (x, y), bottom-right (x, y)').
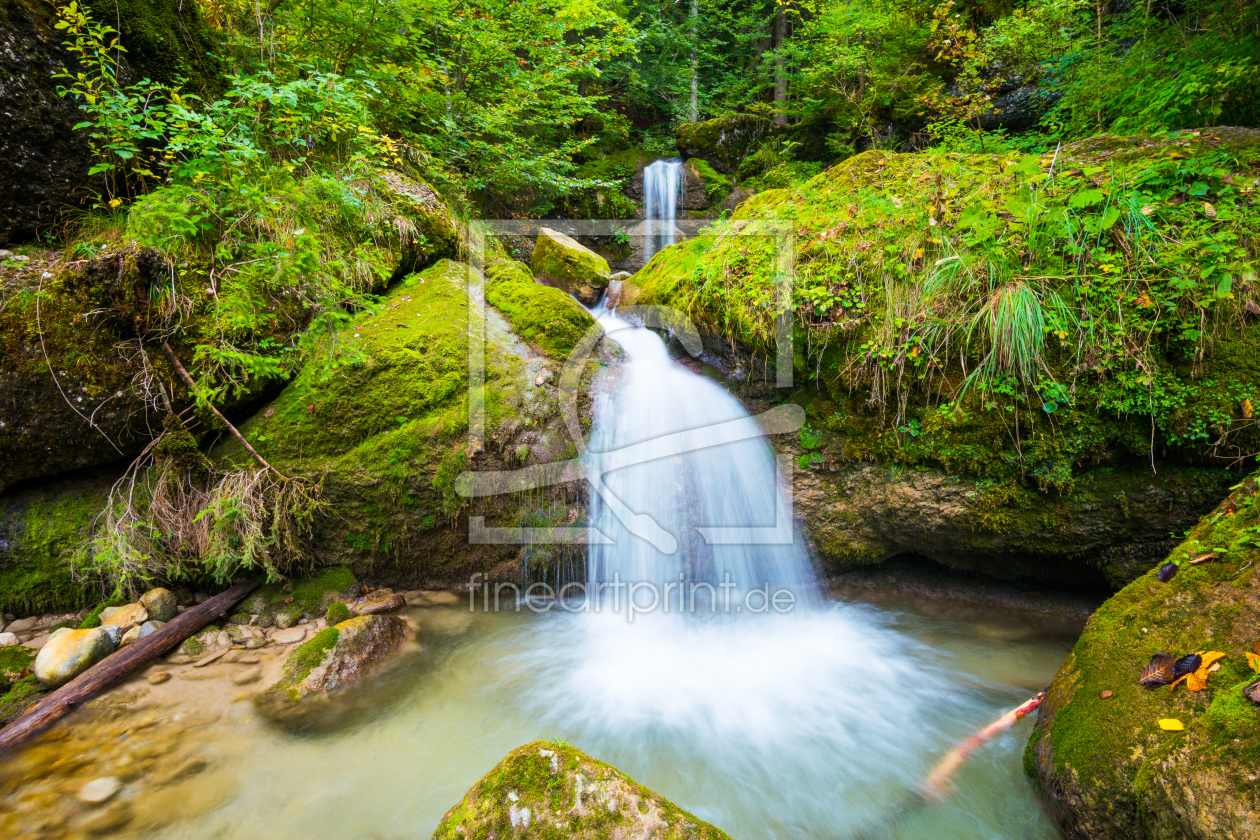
top-left (0, 171), bottom-right (456, 494)
top-left (32, 627), bottom-right (114, 687)
top-left (675, 114), bottom-right (771, 175)
top-left (628, 130), bottom-right (1260, 586)
top-left (531, 228), bottom-right (611, 305)
top-left (217, 257), bottom-right (599, 586)
top-left (257, 614), bottom-right (408, 724)
top-left (433, 741), bottom-right (733, 840)
top-left (485, 259), bottom-right (598, 357)
top-left (1028, 473), bottom-right (1260, 839)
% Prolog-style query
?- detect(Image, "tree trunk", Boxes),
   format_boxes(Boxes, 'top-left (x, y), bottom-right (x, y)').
top-left (773, 2), bottom-right (787, 126)
top-left (688, 0), bottom-right (699, 123)
top-left (0, 580), bottom-right (259, 755)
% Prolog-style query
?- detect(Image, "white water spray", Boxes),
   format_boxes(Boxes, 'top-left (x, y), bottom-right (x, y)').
top-left (643, 158), bottom-right (683, 263)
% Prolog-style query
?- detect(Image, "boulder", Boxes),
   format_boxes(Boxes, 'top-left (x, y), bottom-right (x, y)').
top-left (261, 615), bottom-right (408, 713)
top-left (101, 603), bottom-right (149, 632)
top-left (99, 624), bottom-right (123, 647)
top-left (119, 620), bottom-right (164, 648)
top-left (531, 228), bottom-right (611, 305)
top-left (433, 741), bottom-right (733, 840)
top-left (350, 590), bottom-right (407, 616)
top-left (32, 627), bottom-right (114, 687)
top-left (1029, 474), bottom-right (1260, 839)
top-left (140, 588), bottom-right (178, 622)
top-left (676, 113), bottom-right (771, 174)
top-left (0, 633), bottom-right (17, 647)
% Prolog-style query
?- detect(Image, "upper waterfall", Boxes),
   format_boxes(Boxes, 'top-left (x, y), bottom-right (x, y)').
top-left (642, 158), bottom-right (683, 263)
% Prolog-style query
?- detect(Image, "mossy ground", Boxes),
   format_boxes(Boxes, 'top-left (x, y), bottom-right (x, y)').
top-left (230, 566), bottom-right (357, 625)
top-left (629, 131), bottom-right (1260, 499)
top-left (1030, 472), bottom-right (1260, 837)
top-left (433, 740), bottom-right (734, 840)
top-left (0, 675), bottom-right (44, 727)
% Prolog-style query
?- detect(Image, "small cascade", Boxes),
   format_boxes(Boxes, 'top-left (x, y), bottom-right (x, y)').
top-left (584, 308), bottom-right (817, 614)
top-left (642, 158), bottom-right (683, 263)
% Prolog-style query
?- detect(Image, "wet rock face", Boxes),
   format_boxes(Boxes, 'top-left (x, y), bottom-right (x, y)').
top-left (433, 740), bottom-right (734, 840)
top-left (676, 114), bottom-right (769, 175)
top-left (0, 4), bottom-right (101, 245)
top-left (1028, 475), bottom-right (1260, 839)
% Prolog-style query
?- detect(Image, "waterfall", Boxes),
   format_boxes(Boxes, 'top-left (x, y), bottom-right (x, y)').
top-left (642, 158), bottom-right (683, 264)
top-left (585, 308), bottom-right (816, 616)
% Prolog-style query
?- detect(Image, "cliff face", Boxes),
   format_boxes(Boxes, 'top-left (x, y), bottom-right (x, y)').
top-left (0, 0), bottom-right (222, 245)
top-left (0, 0), bottom-right (99, 244)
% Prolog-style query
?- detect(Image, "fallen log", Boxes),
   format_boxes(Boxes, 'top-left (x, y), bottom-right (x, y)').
top-left (0, 579), bottom-right (259, 755)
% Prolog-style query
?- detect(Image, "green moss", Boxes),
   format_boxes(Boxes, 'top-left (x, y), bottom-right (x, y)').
top-left (0, 482), bottom-right (107, 615)
top-left (0, 676), bottom-right (45, 727)
top-left (234, 566), bottom-right (358, 625)
top-left (485, 259), bottom-right (596, 358)
top-left (326, 601), bottom-right (352, 624)
top-left (676, 114), bottom-right (766, 173)
top-left (432, 740), bottom-right (733, 840)
top-left (276, 626), bottom-right (340, 691)
top-left (78, 602), bottom-right (105, 629)
top-left (684, 158), bottom-right (732, 204)
top-left (1032, 473), bottom-right (1260, 834)
top-left (0, 646), bottom-right (35, 693)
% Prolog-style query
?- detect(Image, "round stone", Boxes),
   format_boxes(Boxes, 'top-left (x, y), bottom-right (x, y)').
top-left (77, 776), bottom-right (121, 804)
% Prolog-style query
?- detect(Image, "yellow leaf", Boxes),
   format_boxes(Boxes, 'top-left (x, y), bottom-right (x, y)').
top-left (1158, 718), bottom-right (1185, 731)
top-left (1246, 651), bottom-right (1260, 673)
top-left (1168, 674), bottom-right (1189, 690)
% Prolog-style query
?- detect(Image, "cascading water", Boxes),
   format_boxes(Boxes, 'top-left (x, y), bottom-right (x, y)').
top-left (585, 309), bottom-right (815, 610)
top-left (643, 158), bottom-right (683, 263)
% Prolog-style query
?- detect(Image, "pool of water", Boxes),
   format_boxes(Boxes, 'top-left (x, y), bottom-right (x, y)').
top-left (0, 589), bottom-right (1078, 840)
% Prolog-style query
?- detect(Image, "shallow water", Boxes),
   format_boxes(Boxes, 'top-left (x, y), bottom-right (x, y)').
top-left (0, 594), bottom-right (1075, 840)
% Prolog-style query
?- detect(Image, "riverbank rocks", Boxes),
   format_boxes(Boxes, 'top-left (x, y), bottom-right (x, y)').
top-left (1028, 473), bottom-right (1260, 839)
top-left (102, 603), bottom-right (149, 632)
top-left (139, 588), bottom-right (178, 622)
top-left (119, 620), bottom-right (164, 648)
top-left (32, 627), bottom-right (114, 687)
top-left (433, 741), bottom-right (733, 840)
top-left (531, 228), bottom-right (611, 305)
top-left (226, 567), bottom-right (358, 629)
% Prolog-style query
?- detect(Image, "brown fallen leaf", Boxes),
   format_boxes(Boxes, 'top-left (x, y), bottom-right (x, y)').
top-left (1188, 551), bottom-right (1218, 565)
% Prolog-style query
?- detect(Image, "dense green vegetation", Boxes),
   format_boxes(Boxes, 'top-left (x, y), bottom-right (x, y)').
top-left (1, 0), bottom-right (1254, 598)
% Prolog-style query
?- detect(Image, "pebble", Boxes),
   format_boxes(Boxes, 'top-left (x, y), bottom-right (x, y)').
top-left (231, 667), bottom-right (262, 686)
top-left (24, 634), bottom-right (50, 650)
top-left (148, 671), bottom-right (172, 685)
top-left (1100, 690), bottom-right (1113, 699)
top-left (0, 632), bottom-right (17, 646)
top-left (77, 777), bottom-right (122, 804)
top-left (270, 626), bottom-right (307, 645)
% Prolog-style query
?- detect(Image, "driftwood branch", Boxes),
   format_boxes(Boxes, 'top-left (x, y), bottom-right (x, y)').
top-left (0, 579), bottom-right (259, 755)
top-left (159, 342), bottom-right (289, 480)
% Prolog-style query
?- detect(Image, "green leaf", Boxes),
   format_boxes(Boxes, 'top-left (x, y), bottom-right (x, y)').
top-left (1069, 189), bottom-right (1107, 209)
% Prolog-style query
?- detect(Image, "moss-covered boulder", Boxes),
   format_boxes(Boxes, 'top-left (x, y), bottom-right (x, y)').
top-left (531, 228), bottom-right (611, 305)
top-left (485, 258), bottom-right (599, 357)
top-left (628, 130), bottom-right (1260, 585)
top-left (676, 113), bottom-right (772, 175)
top-left (216, 258), bottom-right (599, 586)
top-left (432, 741), bottom-right (733, 840)
top-left (1028, 473), bottom-right (1260, 839)
top-left (257, 614), bottom-right (408, 723)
